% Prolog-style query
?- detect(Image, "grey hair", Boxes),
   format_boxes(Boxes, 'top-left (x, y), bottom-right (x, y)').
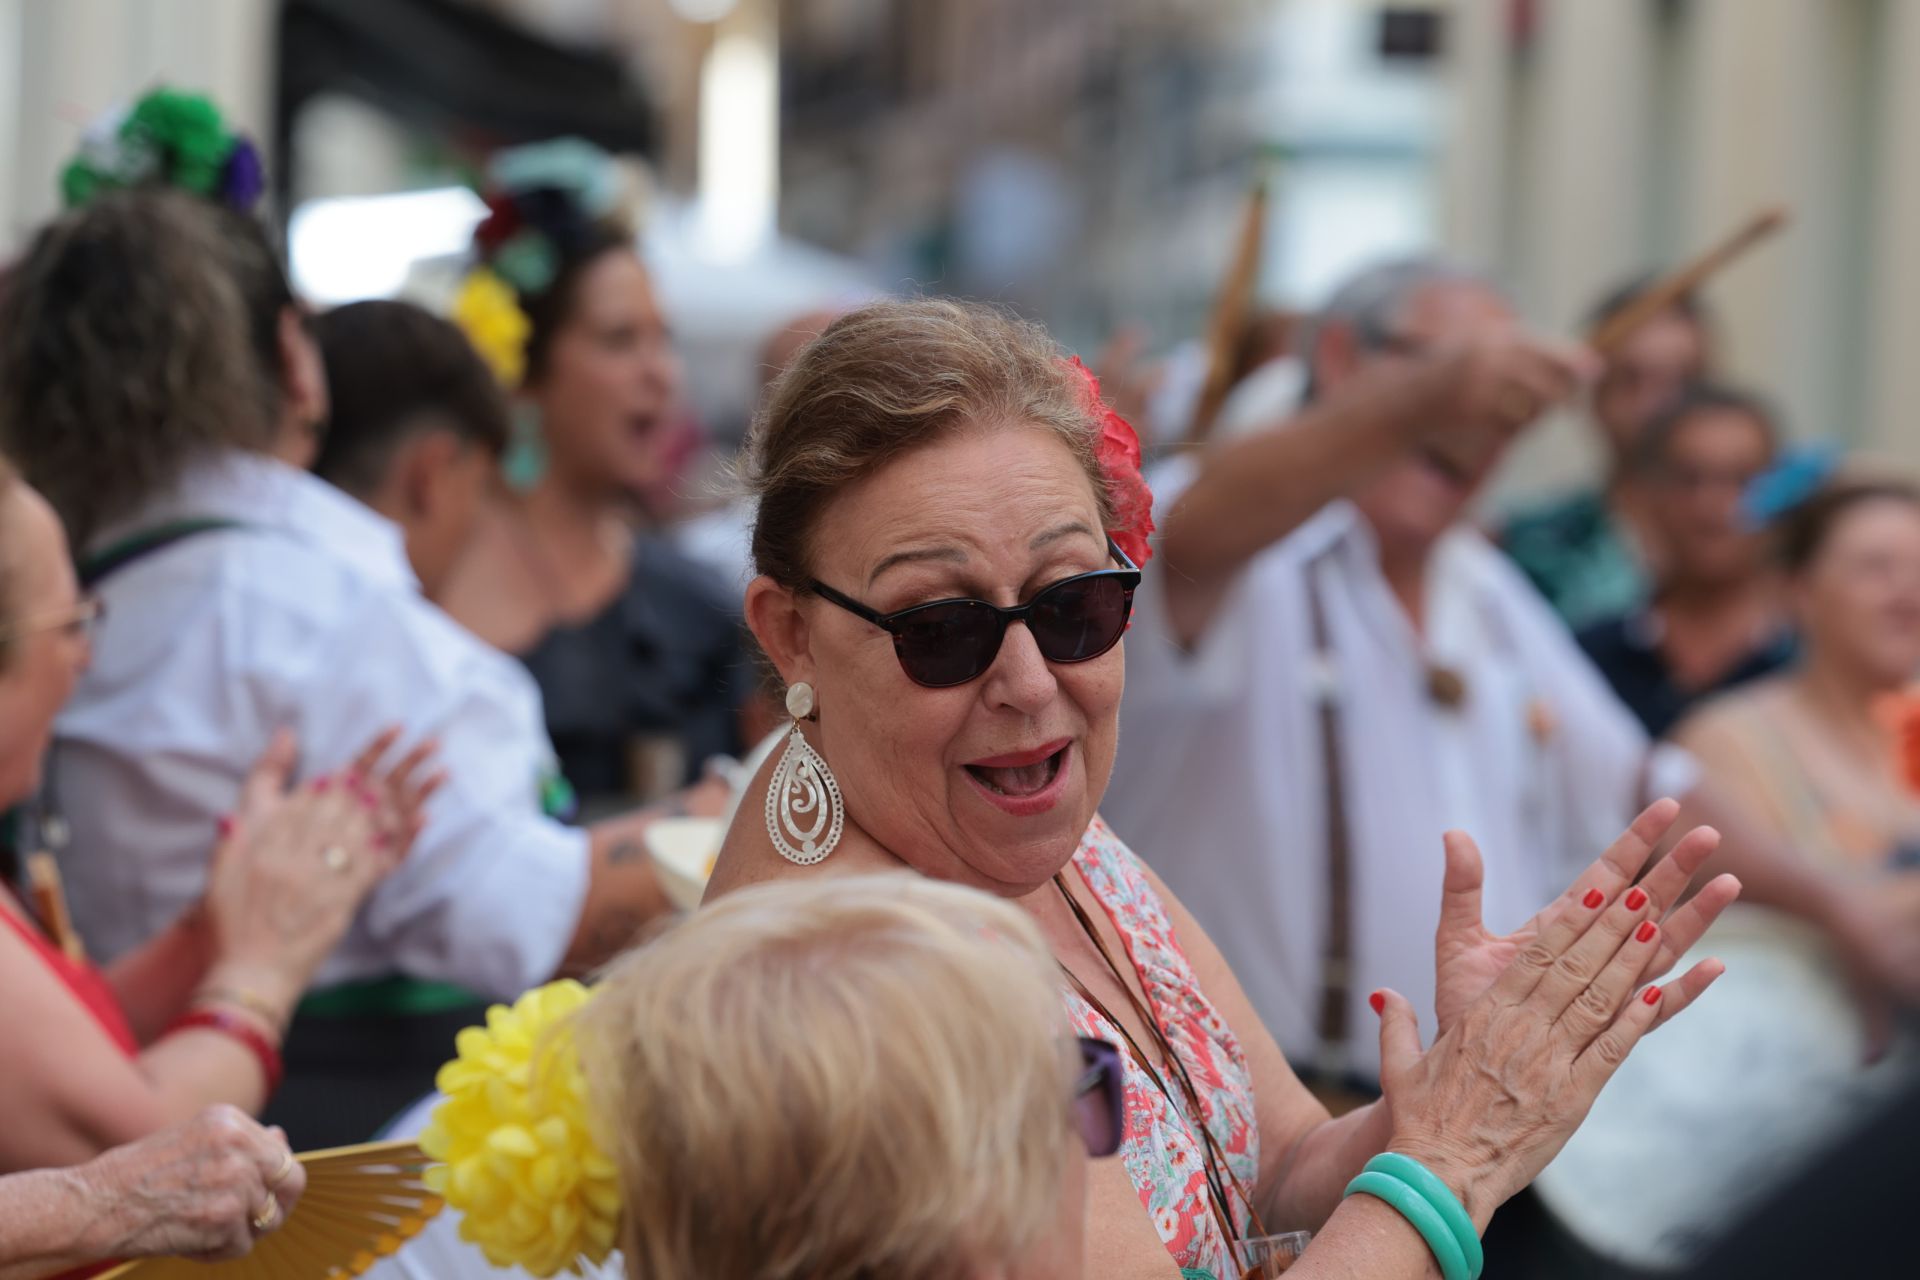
top-left (1298, 256), bottom-right (1504, 402)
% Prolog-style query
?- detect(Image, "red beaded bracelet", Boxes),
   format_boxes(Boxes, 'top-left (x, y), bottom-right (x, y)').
top-left (165, 1007), bottom-right (285, 1096)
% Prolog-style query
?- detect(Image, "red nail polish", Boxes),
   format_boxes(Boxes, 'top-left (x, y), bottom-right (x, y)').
top-left (1635, 921), bottom-right (1657, 943)
top-left (314, 776), bottom-right (332, 793)
top-left (1369, 991), bottom-right (1385, 1015)
top-left (1583, 888), bottom-right (1604, 909)
top-left (216, 815), bottom-right (235, 839)
top-left (1642, 985), bottom-right (1662, 1005)
top-left (1626, 888), bottom-right (1648, 911)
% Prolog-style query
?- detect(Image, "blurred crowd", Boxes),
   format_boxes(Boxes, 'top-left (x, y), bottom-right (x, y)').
top-left (1, 85), bottom-right (1917, 1280)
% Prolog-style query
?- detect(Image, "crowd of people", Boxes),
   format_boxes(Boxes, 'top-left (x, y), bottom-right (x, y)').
top-left (1, 87), bottom-right (1917, 1280)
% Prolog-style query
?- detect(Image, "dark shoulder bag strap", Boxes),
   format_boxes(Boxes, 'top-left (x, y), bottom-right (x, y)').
top-left (79, 517), bottom-right (250, 589)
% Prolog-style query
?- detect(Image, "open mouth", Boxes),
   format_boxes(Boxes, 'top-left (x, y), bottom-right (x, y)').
top-left (964, 739), bottom-right (1071, 799)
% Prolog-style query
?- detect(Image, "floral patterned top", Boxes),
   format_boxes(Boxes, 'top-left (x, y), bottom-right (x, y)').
top-left (1063, 817), bottom-right (1260, 1280)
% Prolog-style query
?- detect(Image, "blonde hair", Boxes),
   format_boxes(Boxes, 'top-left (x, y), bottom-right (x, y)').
top-left (572, 873), bottom-right (1074, 1280)
top-left (746, 298), bottom-right (1115, 590)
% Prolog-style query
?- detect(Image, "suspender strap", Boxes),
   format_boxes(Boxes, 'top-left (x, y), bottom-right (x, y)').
top-left (1305, 558), bottom-right (1355, 1076)
top-left (79, 517), bottom-right (249, 588)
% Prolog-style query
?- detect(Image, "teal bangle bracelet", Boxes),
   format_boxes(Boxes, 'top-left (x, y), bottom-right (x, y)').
top-left (1345, 1171), bottom-right (1471, 1280)
top-left (1367, 1153), bottom-right (1484, 1280)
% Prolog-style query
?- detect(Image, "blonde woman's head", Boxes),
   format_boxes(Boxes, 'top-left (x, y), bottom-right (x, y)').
top-left (573, 873), bottom-right (1088, 1280)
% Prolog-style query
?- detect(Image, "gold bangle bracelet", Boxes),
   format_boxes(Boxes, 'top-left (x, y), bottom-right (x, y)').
top-left (193, 986), bottom-right (288, 1033)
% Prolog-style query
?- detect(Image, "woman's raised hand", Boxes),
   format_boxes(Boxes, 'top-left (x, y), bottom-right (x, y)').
top-left (1431, 798), bottom-right (1744, 1035)
top-left (341, 727), bottom-right (446, 856)
top-left (1375, 802), bottom-right (1738, 1227)
top-left (198, 728), bottom-right (444, 1023)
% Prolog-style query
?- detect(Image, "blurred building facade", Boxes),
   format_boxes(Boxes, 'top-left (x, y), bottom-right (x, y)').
top-left (3, 0), bottom-right (1918, 497)
top-left (1443, 0), bottom-right (1920, 493)
top-left (0, 0), bottom-right (275, 249)
top-left (774, 0), bottom-right (1268, 351)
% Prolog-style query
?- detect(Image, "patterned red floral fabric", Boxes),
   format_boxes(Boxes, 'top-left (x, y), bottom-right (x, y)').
top-left (1063, 816), bottom-right (1258, 1279)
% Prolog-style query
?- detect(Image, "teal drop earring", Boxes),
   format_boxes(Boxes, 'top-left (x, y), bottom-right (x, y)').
top-left (504, 402), bottom-right (548, 491)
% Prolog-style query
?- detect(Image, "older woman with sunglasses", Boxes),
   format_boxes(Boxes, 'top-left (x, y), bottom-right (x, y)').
top-left (0, 460), bottom-right (436, 1180)
top-left (705, 300), bottom-right (1742, 1280)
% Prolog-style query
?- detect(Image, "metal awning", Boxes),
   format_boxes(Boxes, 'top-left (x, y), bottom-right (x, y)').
top-left (276, 0), bottom-right (657, 206)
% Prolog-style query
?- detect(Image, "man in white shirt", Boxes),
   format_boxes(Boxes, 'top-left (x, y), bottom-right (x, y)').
top-left (0, 190), bottom-right (681, 1145)
top-left (51, 451), bottom-right (673, 1141)
top-left (59, 451), bottom-right (685, 996)
top-left (58, 451), bottom-right (582, 990)
top-left (1107, 257), bottom-right (1920, 1083)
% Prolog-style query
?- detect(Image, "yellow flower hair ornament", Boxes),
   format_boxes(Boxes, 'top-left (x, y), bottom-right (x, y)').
top-left (452, 267), bottom-right (532, 390)
top-left (420, 980), bottom-right (621, 1277)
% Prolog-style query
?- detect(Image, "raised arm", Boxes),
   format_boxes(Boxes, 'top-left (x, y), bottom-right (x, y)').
top-left (1159, 336), bottom-right (1589, 646)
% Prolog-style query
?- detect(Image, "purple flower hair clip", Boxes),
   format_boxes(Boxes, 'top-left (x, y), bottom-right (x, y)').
top-left (219, 137), bottom-right (265, 212)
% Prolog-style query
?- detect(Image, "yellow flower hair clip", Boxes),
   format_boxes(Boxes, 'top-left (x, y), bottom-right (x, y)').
top-left (452, 267), bottom-right (532, 390)
top-left (419, 980), bottom-right (621, 1277)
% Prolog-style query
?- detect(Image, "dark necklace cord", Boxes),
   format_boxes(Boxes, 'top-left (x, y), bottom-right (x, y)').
top-left (1053, 871), bottom-right (1269, 1269)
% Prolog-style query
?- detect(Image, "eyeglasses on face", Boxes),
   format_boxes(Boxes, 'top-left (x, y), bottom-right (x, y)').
top-left (0, 595), bottom-right (105, 646)
top-left (809, 541), bottom-right (1140, 688)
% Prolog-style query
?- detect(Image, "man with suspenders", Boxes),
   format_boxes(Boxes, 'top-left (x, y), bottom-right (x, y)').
top-left (1106, 257), bottom-right (1920, 1097)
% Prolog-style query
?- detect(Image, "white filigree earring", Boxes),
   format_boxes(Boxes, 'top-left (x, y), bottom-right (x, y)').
top-left (765, 681), bottom-right (844, 865)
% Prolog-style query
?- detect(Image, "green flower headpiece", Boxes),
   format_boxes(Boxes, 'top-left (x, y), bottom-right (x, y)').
top-left (61, 87), bottom-right (265, 212)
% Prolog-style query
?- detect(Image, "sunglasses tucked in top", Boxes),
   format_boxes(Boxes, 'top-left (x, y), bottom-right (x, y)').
top-left (1073, 1034), bottom-right (1126, 1158)
top-left (810, 541), bottom-right (1141, 688)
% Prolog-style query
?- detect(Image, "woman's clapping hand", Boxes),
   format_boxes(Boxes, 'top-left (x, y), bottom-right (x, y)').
top-left (197, 727), bottom-right (444, 1021)
top-left (1430, 798), bottom-right (1744, 1036)
top-left (1377, 801), bottom-right (1739, 1225)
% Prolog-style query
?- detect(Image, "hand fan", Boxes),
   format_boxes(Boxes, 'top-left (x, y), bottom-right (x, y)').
top-left (93, 1140), bottom-right (443, 1280)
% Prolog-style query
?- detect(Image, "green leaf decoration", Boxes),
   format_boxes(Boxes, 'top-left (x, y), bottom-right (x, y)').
top-left (492, 231), bottom-right (560, 297)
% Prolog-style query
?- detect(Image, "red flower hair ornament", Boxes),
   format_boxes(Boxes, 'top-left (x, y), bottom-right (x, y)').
top-left (1067, 356), bottom-right (1156, 569)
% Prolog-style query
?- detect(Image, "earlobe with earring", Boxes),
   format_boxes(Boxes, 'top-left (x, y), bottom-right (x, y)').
top-left (765, 681), bottom-right (845, 865)
top-left (503, 402), bottom-right (548, 492)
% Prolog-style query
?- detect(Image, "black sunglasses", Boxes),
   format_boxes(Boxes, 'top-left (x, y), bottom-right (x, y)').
top-left (1073, 1035), bottom-right (1126, 1158)
top-left (809, 542), bottom-right (1141, 688)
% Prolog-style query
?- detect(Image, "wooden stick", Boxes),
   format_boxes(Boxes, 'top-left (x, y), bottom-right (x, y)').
top-left (1423, 205), bottom-right (1790, 479)
top-left (1589, 206), bottom-right (1789, 353)
top-left (26, 852), bottom-right (85, 963)
top-left (1187, 180), bottom-right (1269, 446)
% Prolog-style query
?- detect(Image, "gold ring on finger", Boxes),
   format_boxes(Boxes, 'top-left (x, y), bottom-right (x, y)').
top-left (251, 1195), bottom-right (281, 1233)
top-left (322, 846), bottom-right (351, 874)
top-left (267, 1149), bottom-right (295, 1188)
